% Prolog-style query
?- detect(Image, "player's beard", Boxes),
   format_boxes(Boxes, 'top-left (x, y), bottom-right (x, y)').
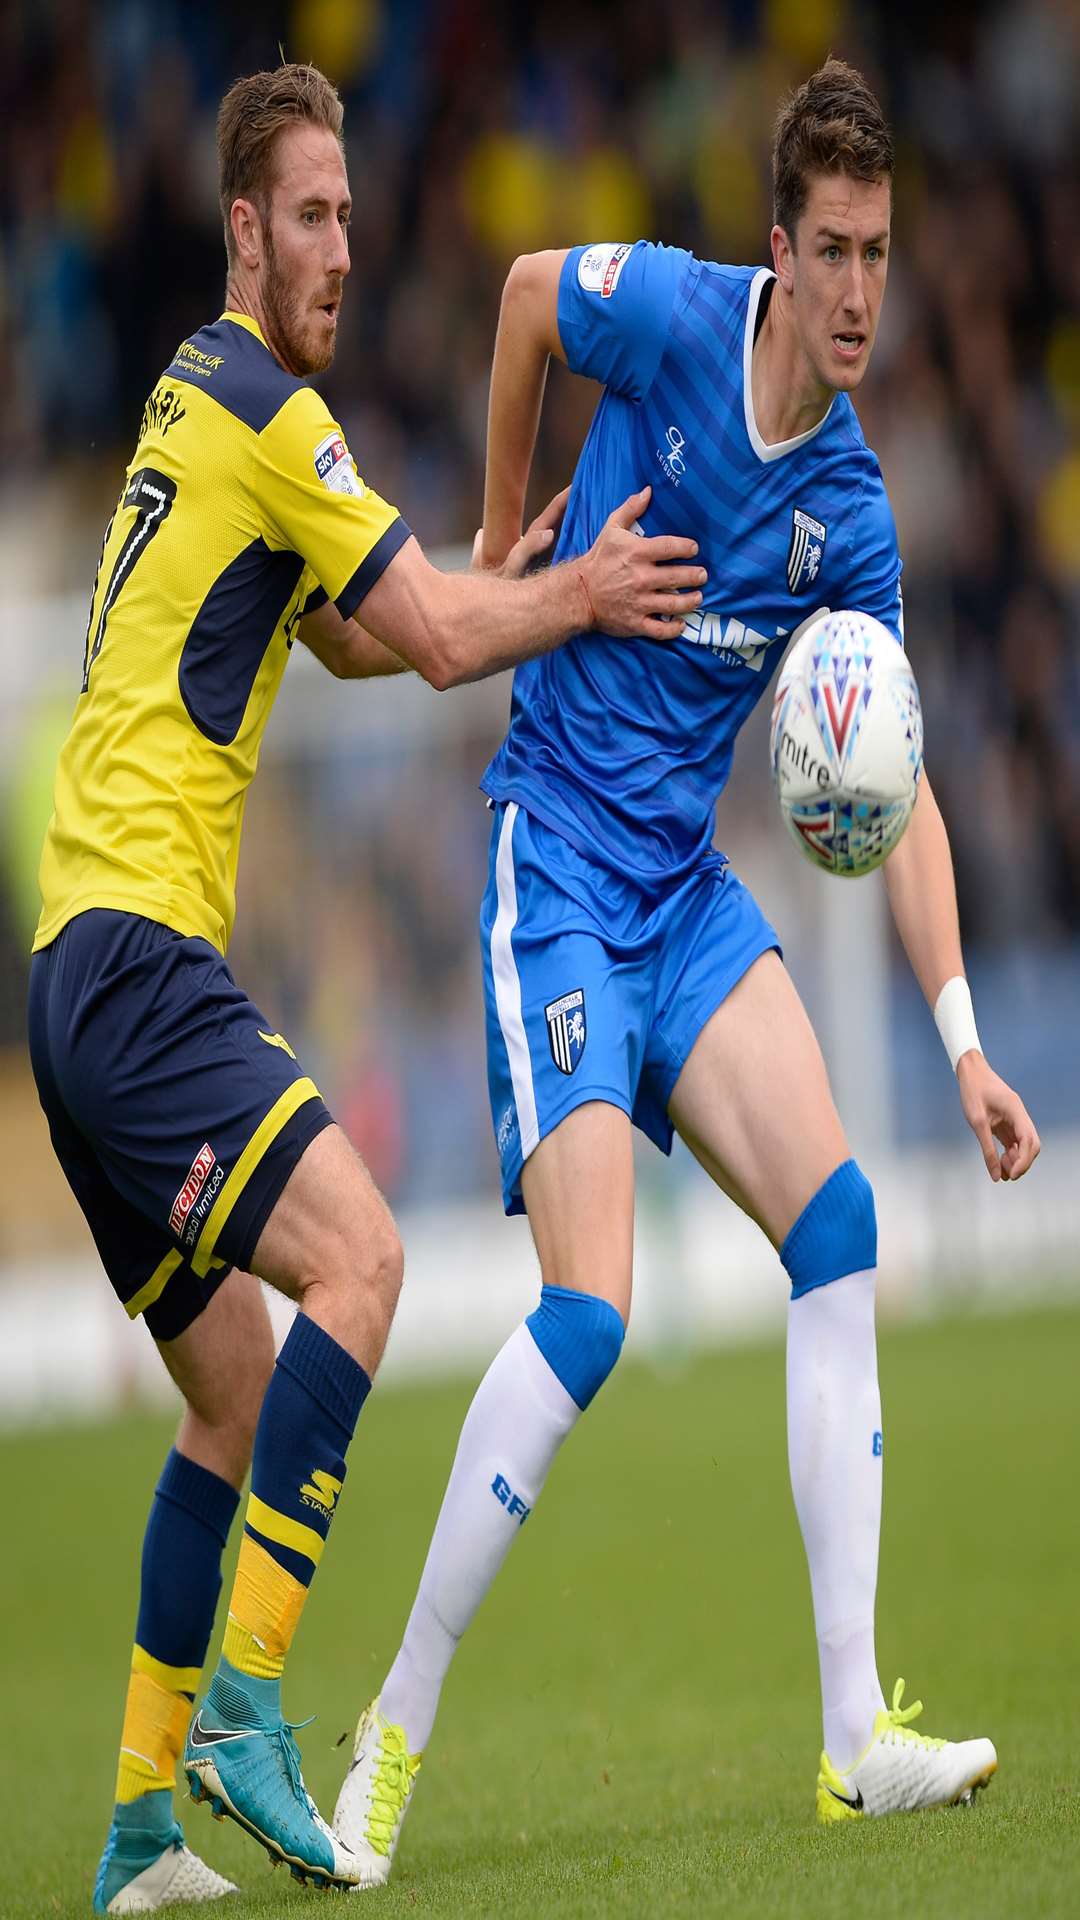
top-left (261, 224), bottom-right (338, 377)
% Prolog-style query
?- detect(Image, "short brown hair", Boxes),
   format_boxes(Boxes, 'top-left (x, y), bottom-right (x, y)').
top-left (217, 63), bottom-right (344, 261)
top-left (772, 57), bottom-right (893, 244)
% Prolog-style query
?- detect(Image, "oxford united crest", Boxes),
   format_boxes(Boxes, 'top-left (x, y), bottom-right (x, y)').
top-left (545, 989), bottom-right (586, 1075)
top-left (787, 507), bottom-right (827, 593)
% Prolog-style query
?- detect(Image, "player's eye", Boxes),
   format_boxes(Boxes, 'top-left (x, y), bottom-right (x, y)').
top-left (866, 245), bottom-right (882, 263)
top-left (824, 244), bottom-right (841, 262)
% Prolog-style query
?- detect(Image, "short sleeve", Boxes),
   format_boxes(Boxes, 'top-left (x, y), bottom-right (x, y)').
top-left (844, 471), bottom-right (904, 647)
top-left (254, 390), bottom-right (411, 619)
top-left (557, 241), bottom-right (692, 401)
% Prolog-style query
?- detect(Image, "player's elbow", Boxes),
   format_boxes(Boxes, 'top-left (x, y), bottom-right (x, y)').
top-left (419, 639), bottom-right (469, 693)
top-left (504, 252), bottom-right (540, 303)
top-left (501, 251), bottom-right (565, 354)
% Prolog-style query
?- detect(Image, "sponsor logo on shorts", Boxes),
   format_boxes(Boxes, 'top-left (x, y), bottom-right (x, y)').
top-left (300, 1468), bottom-right (343, 1518)
top-left (169, 1144), bottom-right (218, 1237)
top-left (544, 988), bottom-right (586, 1076)
top-left (182, 1163), bottom-right (225, 1247)
top-left (258, 1029), bottom-right (297, 1060)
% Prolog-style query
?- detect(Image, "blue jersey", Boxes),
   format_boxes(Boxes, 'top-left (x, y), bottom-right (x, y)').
top-left (482, 243), bottom-right (903, 885)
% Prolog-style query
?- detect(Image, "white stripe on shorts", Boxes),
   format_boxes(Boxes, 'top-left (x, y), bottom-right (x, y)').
top-left (491, 803), bottom-right (539, 1162)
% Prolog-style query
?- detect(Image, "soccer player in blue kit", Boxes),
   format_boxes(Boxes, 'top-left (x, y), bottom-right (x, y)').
top-left (334, 60), bottom-right (1040, 1874)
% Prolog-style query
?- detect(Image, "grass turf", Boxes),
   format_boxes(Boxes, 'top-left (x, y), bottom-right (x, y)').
top-left (2, 1303), bottom-right (1078, 1917)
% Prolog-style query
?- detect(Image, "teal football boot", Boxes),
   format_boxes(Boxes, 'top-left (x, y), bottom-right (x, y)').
top-left (184, 1660), bottom-right (359, 1889)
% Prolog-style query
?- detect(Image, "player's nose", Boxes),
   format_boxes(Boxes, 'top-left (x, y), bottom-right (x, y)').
top-left (843, 259), bottom-right (867, 318)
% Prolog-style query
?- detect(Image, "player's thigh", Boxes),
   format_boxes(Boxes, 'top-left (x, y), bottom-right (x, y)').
top-left (481, 804), bottom-right (649, 1277)
top-left (29, 935), bottom-right (236, 1338)
top-left (668, 949), bottom-right (850, 1248)
top-left (249, 1121), bottom-right (401, 1311)
top-left (38, 908), bottom-right (341, 1289)
top-left (520, 1100), bottom-right (635, 1322)
top-left (157, 1267), bottom-right (275, 1487)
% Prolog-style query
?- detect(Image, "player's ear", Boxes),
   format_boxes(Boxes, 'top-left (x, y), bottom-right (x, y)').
top-left (230, 197), bottom-right (263, 271)
top-left (771, 222), bottom-right (795, 293)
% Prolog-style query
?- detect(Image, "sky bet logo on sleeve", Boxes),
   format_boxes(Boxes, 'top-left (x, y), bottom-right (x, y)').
top-left (314, 430), bottom-right (364, 497)
top-left (577, 242), bottom-right (632, 298)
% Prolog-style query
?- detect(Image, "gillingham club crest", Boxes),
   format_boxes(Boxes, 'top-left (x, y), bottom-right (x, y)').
top-left (787, 507), bottom-right (827, 593)
top-left (545, 989), bottom-right (587, 1075)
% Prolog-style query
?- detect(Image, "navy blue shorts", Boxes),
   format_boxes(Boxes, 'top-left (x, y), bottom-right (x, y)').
top-left (481, 803), bottom-right (780, 1214)
top-left (28, 910), bottom-right (333, 1340)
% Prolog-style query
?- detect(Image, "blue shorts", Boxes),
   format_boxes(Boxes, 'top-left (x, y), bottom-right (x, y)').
top-left (480, 803), bottom-right (780, 1214)
top-left (27, 910), bottom-right (333, 1340)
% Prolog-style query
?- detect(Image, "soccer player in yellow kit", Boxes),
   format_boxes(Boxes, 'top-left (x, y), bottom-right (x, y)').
top-left (27, 63), bottom-right (706, 1911)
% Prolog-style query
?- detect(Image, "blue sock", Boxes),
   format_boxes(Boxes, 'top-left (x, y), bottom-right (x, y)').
top-left (99, 1453), bottom-right (237, 1909)
top-left (218, 1314), bottom-right (370, 1703)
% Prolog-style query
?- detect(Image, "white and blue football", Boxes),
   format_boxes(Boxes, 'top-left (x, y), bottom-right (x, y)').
top-left (769, 609), bottom-right (923, 877)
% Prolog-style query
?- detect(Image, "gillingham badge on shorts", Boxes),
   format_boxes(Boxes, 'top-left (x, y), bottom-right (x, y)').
top-left (545, 989), bottom-right (587, 1075)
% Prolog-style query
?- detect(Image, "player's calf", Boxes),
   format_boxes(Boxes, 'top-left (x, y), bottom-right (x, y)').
top-left (251, 1125), bottom-right (404, 1378)
top-left (334, 1283), bottom-right (625, 1880)
top-left (94, 1450), bottom-right (242, 1912)
top-left (783, 1159), bottom-right (887, 1772)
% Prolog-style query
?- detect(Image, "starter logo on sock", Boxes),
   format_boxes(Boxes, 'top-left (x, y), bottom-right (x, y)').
top-left (300, 1468), bottom-right (343, 1518)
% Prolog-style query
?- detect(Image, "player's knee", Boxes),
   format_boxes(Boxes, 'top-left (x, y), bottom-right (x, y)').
top-left (780, 1159), bottom-right (877, 1300)
top-left (526, 1284), bottom-right (625, 1410)
top-left (329, 1201), bottom-right (404, 1330)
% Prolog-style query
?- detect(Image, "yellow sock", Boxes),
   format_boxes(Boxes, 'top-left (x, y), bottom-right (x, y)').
top-left (222, 1534), bottom-right (308, 1680)
top-left (115, 1648), bottom-right (198, 1804)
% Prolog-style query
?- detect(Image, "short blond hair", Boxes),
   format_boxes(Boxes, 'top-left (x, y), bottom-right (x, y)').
top-left (217, 62), bottom-right (344, 261)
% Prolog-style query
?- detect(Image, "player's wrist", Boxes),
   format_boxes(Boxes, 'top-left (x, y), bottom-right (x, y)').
top-left (573, 559), bottom-right (598, 630)
top-left (933, 975), bottom-right (982, 1076)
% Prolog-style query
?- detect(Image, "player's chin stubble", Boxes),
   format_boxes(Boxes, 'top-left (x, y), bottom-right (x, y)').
top-left (262, 230), bottom-right (336, 377)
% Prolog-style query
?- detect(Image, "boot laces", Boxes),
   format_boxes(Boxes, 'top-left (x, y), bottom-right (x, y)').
top-left (367, 1721), bottom-right (420, 1855)
top-left (882, 1679), bottom-right (946, 1751)
top-left (270, 1716), bottom-right (317, 1812)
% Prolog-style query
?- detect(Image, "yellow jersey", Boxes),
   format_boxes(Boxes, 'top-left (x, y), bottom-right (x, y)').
top-left (35, 311), bottom-right (408, 955)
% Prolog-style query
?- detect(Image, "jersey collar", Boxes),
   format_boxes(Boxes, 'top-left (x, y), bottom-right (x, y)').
top-left (742, 268), bottom-right (835, 464)
top-left (221, 310), bottom-right (271, 348)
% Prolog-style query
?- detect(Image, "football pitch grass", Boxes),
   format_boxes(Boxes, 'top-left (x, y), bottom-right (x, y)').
top-left (3, 1302), bottom-right (1078, 1918)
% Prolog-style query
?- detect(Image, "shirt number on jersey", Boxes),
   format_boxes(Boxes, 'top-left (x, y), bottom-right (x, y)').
top-left (82, 467), bottom-right (177, 692)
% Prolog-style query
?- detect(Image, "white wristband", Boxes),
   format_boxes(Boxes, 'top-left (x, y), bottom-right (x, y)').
top-left (933, 975), bottom-right (982, 1074)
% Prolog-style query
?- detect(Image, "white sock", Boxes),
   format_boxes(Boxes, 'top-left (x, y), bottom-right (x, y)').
top-left (380, 1323), bottom-right (580, 1751)
top-left (786, 1269), bottom-right (886, 1770)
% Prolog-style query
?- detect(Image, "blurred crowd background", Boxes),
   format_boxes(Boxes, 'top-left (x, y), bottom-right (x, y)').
top-left (1, 0), bottom-right (1078, 1242)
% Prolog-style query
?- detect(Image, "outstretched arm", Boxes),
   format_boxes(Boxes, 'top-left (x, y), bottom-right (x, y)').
top-left (883, 773), bottom-right (1040, 1182)
top-left (480, 249), bottom-right (569, 570)
top-left (299, 492), bottom-right (571, 680)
